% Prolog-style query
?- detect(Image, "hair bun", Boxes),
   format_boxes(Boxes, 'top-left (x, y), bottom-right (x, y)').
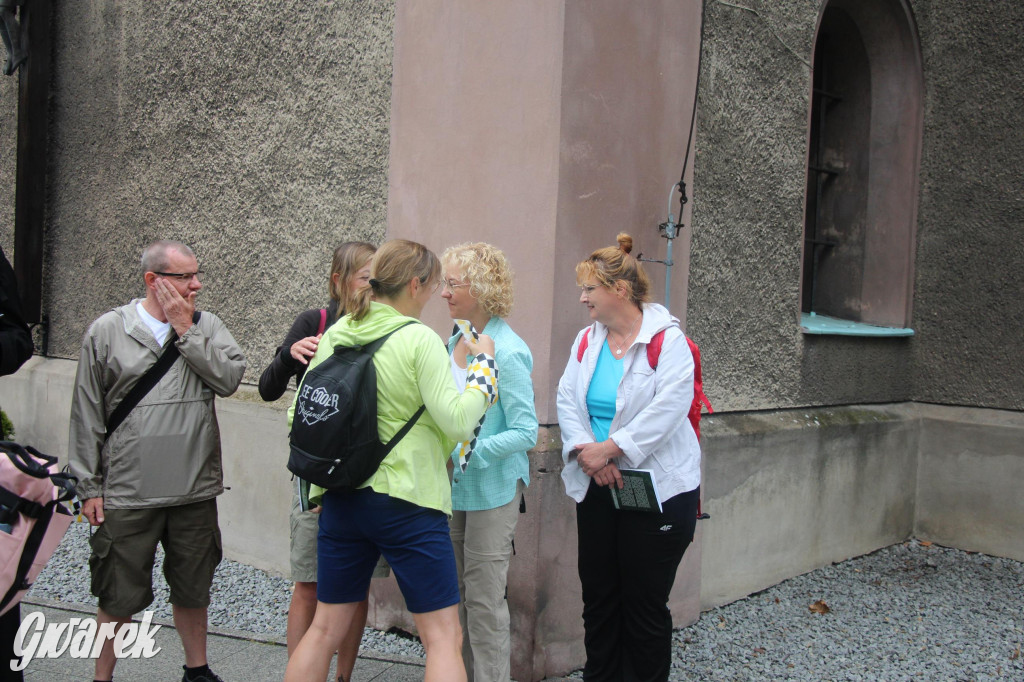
top-left (616, 232), bottom-right (633, 255)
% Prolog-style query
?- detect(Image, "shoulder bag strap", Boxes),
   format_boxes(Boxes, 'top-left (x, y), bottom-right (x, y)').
top-left (382, 404), bottom-right (426, 455)
top-left (103, 311), bottom-right (201, 443)
top-left (646, 329), bottom-right (666, 369)
top-left (576, 327), bottom-right (592, 362)
top-left (361, 320), bottom-right (425, 454)
top-left (317, 308), bottom-right (327, 336)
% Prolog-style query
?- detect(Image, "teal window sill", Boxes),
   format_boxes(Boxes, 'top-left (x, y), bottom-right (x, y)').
top-left (800, 312), bottom-right (914, 337)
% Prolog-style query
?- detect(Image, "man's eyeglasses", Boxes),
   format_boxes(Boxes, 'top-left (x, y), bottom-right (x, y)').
top-left (155, 271), bottom-right (203, 282)
top-left (441, 279), bottom-right (471, 292)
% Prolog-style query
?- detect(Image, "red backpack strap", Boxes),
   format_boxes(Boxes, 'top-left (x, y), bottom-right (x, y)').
top-left (685, 336), bottom-right (713, 441)
top-left (646, 330), bottom-right (666, 368)
top-left (687, 337), bottom-right (713, 413)
top-left (686, 336), bottom-right (712, 521)
top-left (317, 308), bottom-right (327, 336)
top-left (576, 327), bottom-right (591, 362)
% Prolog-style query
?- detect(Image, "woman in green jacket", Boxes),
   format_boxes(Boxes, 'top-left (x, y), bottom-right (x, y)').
top-left (285, 239), bottom-right (498, 682)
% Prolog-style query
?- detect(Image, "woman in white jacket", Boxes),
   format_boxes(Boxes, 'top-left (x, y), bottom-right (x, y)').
top-left (556, 233), bottom-right (701, 682)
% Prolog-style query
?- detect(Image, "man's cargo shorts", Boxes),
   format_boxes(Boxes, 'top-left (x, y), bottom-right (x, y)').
top-left (88, 498), bottom-right (222, 618)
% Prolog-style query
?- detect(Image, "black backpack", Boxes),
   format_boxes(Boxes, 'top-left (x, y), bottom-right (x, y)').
top-left (287, 321), bottom-right (425, 490)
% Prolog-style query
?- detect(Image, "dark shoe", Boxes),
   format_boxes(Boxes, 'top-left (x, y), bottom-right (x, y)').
top-left (181, 665), bottom-right (224, 682)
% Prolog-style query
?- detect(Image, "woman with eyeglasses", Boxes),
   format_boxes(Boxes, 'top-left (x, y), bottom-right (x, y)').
top-left (556, 233), bottom-right (701, 682)
top-left (440, 243), bottom-right (537, 682)
top-left (284, 239), bottom-right (499, 682)
top-left (257, 241), bottom-right (376, 678)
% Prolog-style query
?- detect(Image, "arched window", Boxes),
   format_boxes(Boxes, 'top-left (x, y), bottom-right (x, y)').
top-left (801, 0), bottom-right (923, 334)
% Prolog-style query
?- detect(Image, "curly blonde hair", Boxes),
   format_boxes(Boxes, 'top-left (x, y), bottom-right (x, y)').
top-left (575, 232), bottom-right (651, 307)
top-left (441, 242), bottom-right (514, 319)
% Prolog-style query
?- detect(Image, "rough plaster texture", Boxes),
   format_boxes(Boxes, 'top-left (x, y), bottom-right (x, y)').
top-left (689, 0), bottom-right (1024, 412)
top-left (35, 1), bottom-right (393, 381)
top-left (4, 0), bottom-right (1022, 677)
top-left (688, 0), bottom-right (820, 412)
top-left (1, 74), bottom-right (16, 254)
top-left (0, 71), bottom-right (18, 258)
top-left (908, 3), bottom-right (1024, 409)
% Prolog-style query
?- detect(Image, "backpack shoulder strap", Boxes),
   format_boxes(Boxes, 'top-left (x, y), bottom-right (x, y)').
top-left (576, 327), bottom-right (592, 362)
top-left (687, 336), bottom-right (713, 412)
top-left (316, 308), bottom-right (327, 336)
top-left (646, 329), bottom-right (666, 369)
top-left (364, 320), bottom-right (425, 454)
top-left (382, 404), bottom-right (426, 455)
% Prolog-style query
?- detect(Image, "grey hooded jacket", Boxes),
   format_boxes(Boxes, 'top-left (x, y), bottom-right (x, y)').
top-left (69, 299), bottom-right (246, 508)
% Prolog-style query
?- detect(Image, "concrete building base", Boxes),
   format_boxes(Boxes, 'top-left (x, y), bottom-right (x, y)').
top-left (699, 402), bottom-right (1024, 610)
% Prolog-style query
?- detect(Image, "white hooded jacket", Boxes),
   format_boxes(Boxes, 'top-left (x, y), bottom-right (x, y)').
top-left (556, 302), bottom-right (701, 503)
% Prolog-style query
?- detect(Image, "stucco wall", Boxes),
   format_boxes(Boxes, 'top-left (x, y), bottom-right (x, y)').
top-left (14, 0), bottom-right (1019, 412)
top-left (908, 3), bottom-right (1024, 408)
top-left (689, 0), bottom-right (1024, 413)
top-left (33, 1), bottom-right (393, 379)
top-left (688, 0), bottom-right (825, 413)
top-left (1, 71), bottom-right (15, 251)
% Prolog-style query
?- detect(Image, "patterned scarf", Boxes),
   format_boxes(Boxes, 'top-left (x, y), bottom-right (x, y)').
top-left (455, 319), bottom-right (498, 471)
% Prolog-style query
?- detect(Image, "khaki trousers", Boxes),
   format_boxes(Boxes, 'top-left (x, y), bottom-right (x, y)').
top-left (450, 481), bottom-right (523, 682)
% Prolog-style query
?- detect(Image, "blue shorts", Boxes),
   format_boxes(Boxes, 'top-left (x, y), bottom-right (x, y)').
top-left (316, 487), bottom-right (460, 614)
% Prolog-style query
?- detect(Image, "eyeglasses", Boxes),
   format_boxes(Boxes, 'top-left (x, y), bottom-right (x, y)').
top-left (155, 271), bottom-right (203, 282)
top-left (579, 285), bottom-right (599, 296)
top-left (441, 279), bottom-right (471, 292)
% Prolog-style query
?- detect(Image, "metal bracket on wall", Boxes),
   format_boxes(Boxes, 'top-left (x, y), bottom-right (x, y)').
top-left (638, 181), bottom-right (688, 310)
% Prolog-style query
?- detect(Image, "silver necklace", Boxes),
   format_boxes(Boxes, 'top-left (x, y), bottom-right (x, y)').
top-left (609, 314), bottom-right (642, 357)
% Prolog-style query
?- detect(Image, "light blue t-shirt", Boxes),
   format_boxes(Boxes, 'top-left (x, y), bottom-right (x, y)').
top-left (586, 341), bottom-right (623, 442)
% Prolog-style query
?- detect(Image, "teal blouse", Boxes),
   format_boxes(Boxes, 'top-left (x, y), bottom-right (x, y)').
top-left (448, 317), bottom-right (538, 511)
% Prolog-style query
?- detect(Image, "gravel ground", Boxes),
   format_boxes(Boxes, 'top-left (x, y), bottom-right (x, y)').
top-left (32, 523), bottom-right (1024, 680)
top-left (663, 540), bottom-right (1024, 681)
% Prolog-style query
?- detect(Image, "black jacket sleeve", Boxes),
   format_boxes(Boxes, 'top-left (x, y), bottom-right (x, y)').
top-left (257, 308), bottom-right (323, 401)
top-left (0, 245), bottom-right (33, 377)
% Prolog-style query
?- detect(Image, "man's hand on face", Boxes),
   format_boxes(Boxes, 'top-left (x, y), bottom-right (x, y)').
top-left (154, 277), bottom-right (196, 337)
